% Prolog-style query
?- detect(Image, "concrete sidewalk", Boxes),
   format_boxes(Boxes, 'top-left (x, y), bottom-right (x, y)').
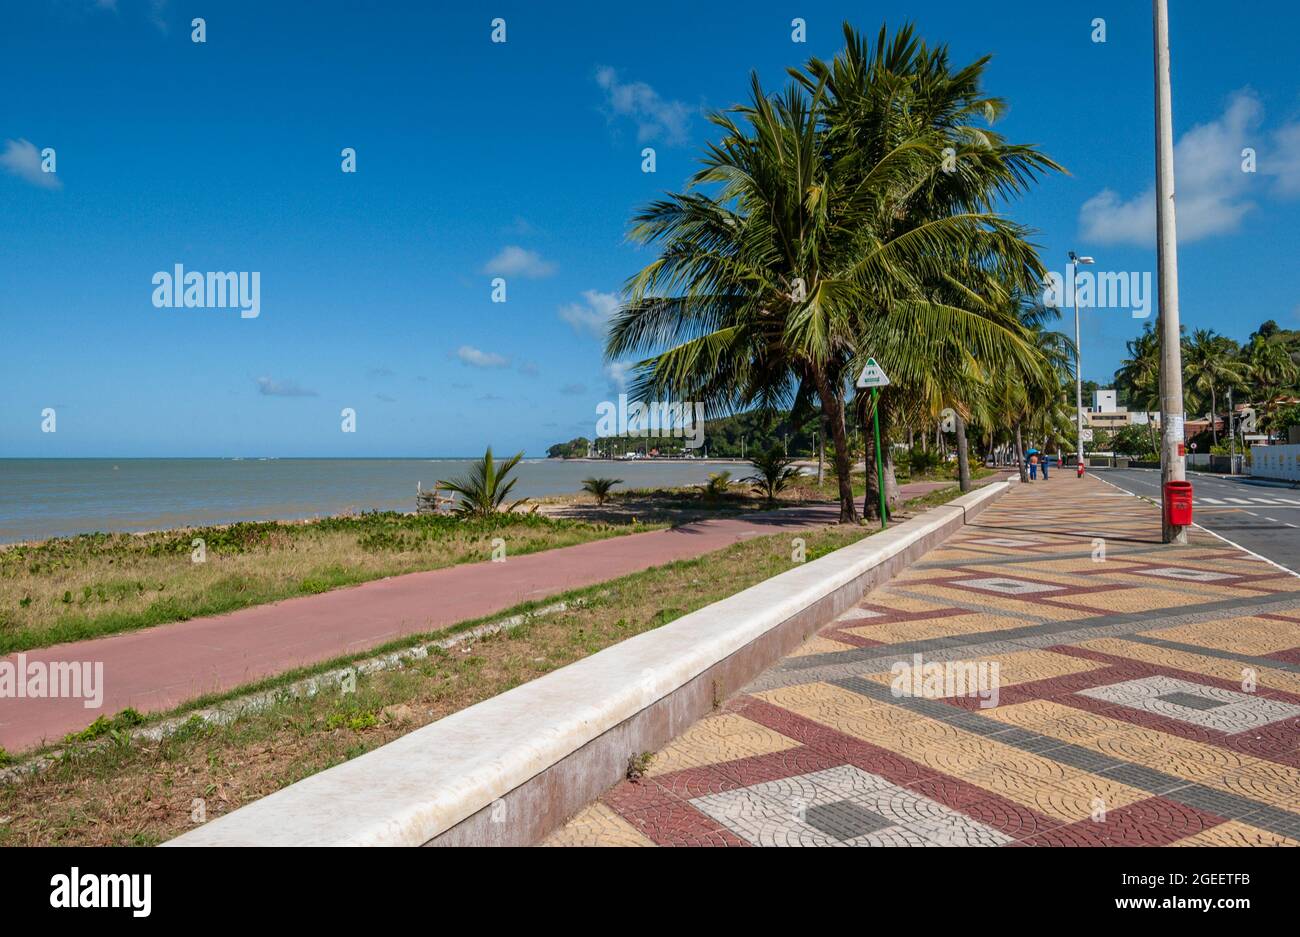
top-left (548, 475), bottom-right (1300, 846)
top-left (2, 481), bottom-right (964, 752)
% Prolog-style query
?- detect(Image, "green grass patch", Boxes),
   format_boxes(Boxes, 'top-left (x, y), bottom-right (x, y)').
top-left (0, 511), bottom-right (651, 654)
top-left (0, 521), bottom-right (871, 846)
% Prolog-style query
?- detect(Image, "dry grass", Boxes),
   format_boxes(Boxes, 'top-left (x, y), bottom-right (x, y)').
top-left (0, 522), bottom-right (867, 846)
top-left (0, 512), bottom-right (648, 654)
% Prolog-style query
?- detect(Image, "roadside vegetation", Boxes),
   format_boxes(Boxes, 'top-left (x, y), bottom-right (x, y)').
top-left (0, 445), bottom-right (985, 654)
top-left (0, 511), bottom-right (646, 654)
top-left (0, 521), bottom-right (880, 846)
top-left (1117, 320), bottom-right (1300, 457)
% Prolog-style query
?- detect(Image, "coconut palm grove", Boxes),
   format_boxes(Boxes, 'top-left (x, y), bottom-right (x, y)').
top-left (599, 23), bottom-right (1299, 524)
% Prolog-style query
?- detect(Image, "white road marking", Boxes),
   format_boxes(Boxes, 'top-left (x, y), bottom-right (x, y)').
top-left (1199, 498), bottom-right (1226, 505)
top-left (1093, 472), bottom-right (1299, 578)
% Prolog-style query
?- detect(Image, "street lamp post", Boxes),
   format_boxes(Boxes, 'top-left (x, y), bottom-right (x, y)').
top-left (1069, 251), bottom-right (1095, 475)
top-left (1154, 0), bottom-right (1188, 543)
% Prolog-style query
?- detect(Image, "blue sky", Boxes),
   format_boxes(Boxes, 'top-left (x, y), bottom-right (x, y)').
top-left (3, 0), bottom-right (1297, 457)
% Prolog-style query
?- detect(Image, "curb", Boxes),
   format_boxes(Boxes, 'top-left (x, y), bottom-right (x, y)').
top-left (166, 481), bottom-right (1011, 847)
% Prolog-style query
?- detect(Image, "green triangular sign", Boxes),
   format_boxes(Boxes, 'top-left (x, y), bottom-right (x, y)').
top-left (855, 357), bottom-right (890, 388)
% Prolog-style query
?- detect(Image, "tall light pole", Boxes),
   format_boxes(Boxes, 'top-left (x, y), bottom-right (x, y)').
top-left (1069, 251), bottom-right (1095, 474)
top-left (1154, 0), bottom-right (1188, 543)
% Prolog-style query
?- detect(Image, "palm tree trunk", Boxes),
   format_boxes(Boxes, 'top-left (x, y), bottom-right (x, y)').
top-left (1014, 422), bottom-right (1029, 483)
top-left (859, 394), bottom-right (901, 520)
top-left (883, 442), bottom-right (901, 510)
top-left (863, 416), bottom-right (881, 521)
top-left (1210, 386), bottom-right (1218, 445)
top-left (813, 369), bottom-right (859, 524)
top-left (955, 414), bottom-right (972, 493)
top-left (816, 415), bottom-right (824, 486)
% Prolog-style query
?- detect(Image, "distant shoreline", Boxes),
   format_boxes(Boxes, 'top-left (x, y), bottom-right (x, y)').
top-left (0, 458), bottom-right (740, 546)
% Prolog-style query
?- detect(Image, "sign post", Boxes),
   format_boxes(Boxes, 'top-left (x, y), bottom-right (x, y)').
top-left (856, 358), bottom-right (891, 529)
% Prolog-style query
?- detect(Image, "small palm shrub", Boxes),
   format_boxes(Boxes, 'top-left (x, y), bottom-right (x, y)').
top-left (436, 447), bottom-right (529, 519)
top-left (701, 471), bottom-right (733, 500)
top-left (581, 477), bottom-right (623, 505)
top-left (744, 446), bottom-right (799, 503)
top-left (907, 446), bottom-right (943, 476)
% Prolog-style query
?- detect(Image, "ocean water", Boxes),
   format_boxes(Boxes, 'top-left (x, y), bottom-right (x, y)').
top-left (0, 458), bottom-right (740, 544)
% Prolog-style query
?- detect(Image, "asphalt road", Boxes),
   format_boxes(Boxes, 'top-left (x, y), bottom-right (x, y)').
top-left (1095, 466), bottom-right (1300, 575)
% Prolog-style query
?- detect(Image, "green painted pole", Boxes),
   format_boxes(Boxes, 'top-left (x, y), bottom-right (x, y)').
top-left (872, 387), bottom-right (888, 528)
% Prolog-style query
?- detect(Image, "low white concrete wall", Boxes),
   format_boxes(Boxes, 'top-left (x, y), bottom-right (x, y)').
top-left (166, 482), bottom-right (1009, 847)
top-left (1252, 444), bottom-right (1300, 482)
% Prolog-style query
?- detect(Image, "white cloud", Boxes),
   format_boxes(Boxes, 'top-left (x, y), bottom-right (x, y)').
top-left (595, 66), bottom-right (691, 145)
top-left (256, 376), bottom-right (318, 397)
top-left (605, 361), bottom-right (634, 391)
top-left (481, 245), bottom-right (555, 278)
top-left (559, 289), bottom-right (621, 339)
top-left (0, 139), bottom-right (61, 190)
top-left (1265, 121), bottom-right (1300, 198)
top-left (1078, 91), bottom-right (1300, 245)
top-left (456, 345), bottom-right (509, 369)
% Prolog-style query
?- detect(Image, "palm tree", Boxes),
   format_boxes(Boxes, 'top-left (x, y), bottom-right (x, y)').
top-left (436, 447), bottom-right (528, 519)
top-left (1244, 333), bottom-right (1298, 401)
top-left (1184, 329), bottom-right (1248, 444)
top-left (1116, 324), bottom-right (1161, 410)
top-left (581, 477), bottom-right (623, 505)
top-left (799, 24), bottom-right (1063, 515)
top-left (607, 74), bottom-right (864, 522)
top-left (1116, 323), bottom-right (1163, 454)
top-left (970, 291), bottom-right (1073, 478)
top-left (609, 24), bottom-right (1060, 525)
top-left (745, 445), bottom-right (800, 503)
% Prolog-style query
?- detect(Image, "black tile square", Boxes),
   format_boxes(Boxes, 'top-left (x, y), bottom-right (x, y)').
top-left (1157, 691), bottom-right (1227, 711)
top-left (804, 800), bottom-right (891, 841)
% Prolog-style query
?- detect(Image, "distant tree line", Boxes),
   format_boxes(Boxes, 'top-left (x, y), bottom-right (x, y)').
top-left (546, 409), bottom-right (823, 459)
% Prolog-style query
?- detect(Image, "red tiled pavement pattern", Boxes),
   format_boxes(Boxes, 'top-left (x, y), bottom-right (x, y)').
top-left (545, 475), bottom-right (1300, 847)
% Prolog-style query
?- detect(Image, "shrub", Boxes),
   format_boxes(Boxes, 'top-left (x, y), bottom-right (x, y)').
top-left (581, 477), bottom-right (623, 505)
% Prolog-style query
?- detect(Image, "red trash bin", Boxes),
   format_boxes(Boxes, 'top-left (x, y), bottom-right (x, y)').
top-left (1164, 481), bottom-right (1193, 526)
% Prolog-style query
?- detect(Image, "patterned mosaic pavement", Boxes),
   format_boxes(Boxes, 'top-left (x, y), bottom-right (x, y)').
top-left (545, 475), bottom-right (1300, 847)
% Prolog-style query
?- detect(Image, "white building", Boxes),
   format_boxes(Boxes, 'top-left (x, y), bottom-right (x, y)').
top-left (1077, 388), bottom-right (1159, 433)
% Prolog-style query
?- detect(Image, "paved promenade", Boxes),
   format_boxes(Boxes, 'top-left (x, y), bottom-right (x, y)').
top-left (548, 475), bottom-right (1300, 846)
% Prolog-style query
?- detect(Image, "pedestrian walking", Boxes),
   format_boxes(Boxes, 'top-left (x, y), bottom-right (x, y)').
top-left (1029, 452), bottom-right (1039, 481)
top-left (1041, 454), bottom-right (1050, 480)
